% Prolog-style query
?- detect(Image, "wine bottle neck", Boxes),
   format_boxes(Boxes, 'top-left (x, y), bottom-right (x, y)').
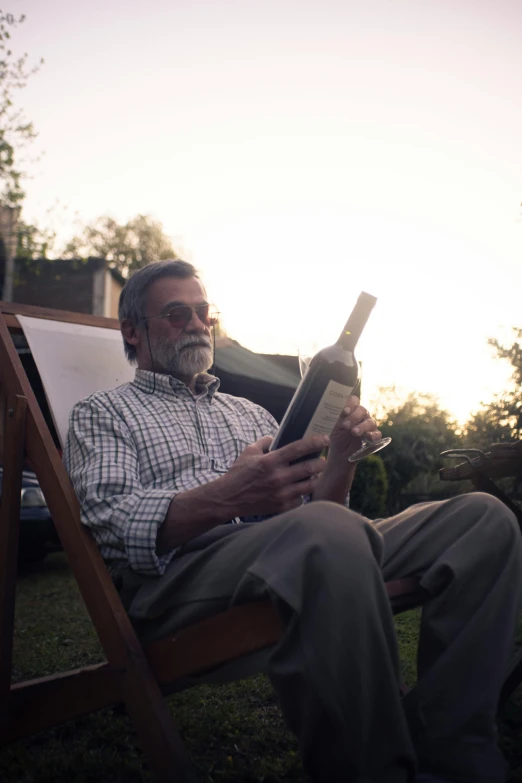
top-left (336, 292), bottom-right (377, 351)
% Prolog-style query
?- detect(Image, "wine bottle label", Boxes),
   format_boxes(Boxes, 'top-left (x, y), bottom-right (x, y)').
top-left (302, 379), bottom-right (354, 438)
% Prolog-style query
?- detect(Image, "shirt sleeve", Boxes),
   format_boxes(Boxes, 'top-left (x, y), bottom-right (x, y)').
top-left (250, 401), bottom-right (279, 438)
top-left (64, 395), bottom-right (178, 576)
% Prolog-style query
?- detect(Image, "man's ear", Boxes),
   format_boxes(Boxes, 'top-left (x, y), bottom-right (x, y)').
top-left (120, 318), bottom-right (140, 347)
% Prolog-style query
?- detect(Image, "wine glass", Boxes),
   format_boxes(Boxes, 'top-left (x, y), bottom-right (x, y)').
top-left (297, 347), bottom-right (391, 463)
top-left (347, 432), bottom-right (392, 462)
top-left (297, 346), bottom-right (317, 379)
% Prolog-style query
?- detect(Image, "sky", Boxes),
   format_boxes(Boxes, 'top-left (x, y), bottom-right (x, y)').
top-left (10, 0), bottom-right (522, 423)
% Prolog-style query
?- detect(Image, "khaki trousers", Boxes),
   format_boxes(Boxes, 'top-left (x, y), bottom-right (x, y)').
top-left (117, 493), bottom-right (522, 783)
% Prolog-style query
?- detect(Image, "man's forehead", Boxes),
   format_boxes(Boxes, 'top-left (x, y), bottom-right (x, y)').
top-left (146, 276), bottom-right (207, 308)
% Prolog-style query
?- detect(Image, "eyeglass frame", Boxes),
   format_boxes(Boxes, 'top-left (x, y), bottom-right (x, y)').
top-left (141, 303), bottom-right (220, 330)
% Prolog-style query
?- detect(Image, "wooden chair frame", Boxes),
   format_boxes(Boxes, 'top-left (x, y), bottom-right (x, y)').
top-left (0, 302), bottom-right (425, 782)
top-left (440, 447), bottom-right (522, 708)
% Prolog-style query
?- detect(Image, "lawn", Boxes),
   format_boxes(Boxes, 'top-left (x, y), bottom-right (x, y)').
top-left (1, 552), bottom-right (522, 783)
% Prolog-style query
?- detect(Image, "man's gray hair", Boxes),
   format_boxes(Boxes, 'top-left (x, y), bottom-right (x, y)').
top-left (118, 259), bottom-right (199, 363)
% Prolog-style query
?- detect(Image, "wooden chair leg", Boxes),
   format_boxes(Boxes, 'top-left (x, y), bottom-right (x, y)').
top-left (0, 395), bottom-right (27, 739)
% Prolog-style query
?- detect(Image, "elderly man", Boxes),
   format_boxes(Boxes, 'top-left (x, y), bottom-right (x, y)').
top-left (64, 259), bottom-right (522, 783)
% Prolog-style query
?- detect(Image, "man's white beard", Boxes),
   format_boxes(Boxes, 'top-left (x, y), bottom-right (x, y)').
top-left (150, 334), bottom-right (213, 377)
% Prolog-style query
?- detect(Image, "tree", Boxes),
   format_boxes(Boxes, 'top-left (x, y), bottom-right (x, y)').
top-left (464, 328), bottom-right (522, 448)
top-left (62, 214), bottom-right (180, 275)
top-left (16, 218), bottom-right (56, 258)
top-left (350, 454), bottom-right (388, 518)
top-left (0, 10), bottom-right (42, 205)
top-left (376, 389), bottom-right (461, 513)
top-left (0, 9), bottom-right (42, 299)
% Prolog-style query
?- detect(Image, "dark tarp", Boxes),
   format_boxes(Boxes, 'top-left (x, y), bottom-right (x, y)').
top-left (214, 337), bottom-right (300, 422)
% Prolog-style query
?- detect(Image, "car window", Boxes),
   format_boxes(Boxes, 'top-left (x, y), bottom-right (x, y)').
top-left (0, 469), bottom-right (41, 495)
top-left (22, 475), bottom-right (39, 487)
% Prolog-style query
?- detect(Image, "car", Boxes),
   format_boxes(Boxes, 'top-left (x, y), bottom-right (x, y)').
top-left (0, 466), bottom-right (62, 562)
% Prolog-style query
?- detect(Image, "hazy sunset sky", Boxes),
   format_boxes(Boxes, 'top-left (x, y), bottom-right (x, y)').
top-left (13, 0), bottom-right (522, 422)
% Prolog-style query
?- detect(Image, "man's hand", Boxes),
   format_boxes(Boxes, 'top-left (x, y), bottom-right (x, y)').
top-left (218, 434), bottom-right (329, 517)
top-left (158, 433), bottom-right (329, 552)
top-left (309, 396), bottom-right (382, 505)
top-left (328, 396), bottom-right (383, 461)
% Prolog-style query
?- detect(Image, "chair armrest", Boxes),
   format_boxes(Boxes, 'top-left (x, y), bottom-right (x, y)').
top-left (439, 442), bottom-right (522, 482)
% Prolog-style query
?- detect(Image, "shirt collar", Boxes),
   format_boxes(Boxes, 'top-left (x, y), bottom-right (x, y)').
top-left (133, 369), bottom-right (220, 399)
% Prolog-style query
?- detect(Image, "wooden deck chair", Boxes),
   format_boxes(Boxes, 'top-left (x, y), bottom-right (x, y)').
top-left (440, 446), bottom-right (522, 708)
top-left (0, 301), bottom-right (426, 783)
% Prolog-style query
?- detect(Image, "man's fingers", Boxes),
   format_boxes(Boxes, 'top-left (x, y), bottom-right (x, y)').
top-left (279, 475), bottom-right (320, 509)
top-left (340, 404), bottom-right (367, 424)
top-left (286, 456), bottom-right (326, 483)
top-left (350, 417), bottom-right (377, 437)
top-left (338, 405), bottom-right (374, 432)
top-left (296, 474), bottom-right (320, 495)
top-left (344, 395), bottom-right (360, 411)
top-left (247, 435), bottom-right (274, 454)
top-left (365, 428), bottom-right (383, 441)
top-left (273, 434), bottom-right (329, 464)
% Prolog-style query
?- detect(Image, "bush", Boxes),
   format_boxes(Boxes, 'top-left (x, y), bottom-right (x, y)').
top-left (349, 454), bottom-right (388, 518)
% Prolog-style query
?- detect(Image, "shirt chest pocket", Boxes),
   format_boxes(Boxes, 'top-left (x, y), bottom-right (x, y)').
top-left (203, 413), bottom-right (258, 468)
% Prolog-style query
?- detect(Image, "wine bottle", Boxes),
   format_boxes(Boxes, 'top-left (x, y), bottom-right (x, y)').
top-left (270, 291), bottom-right (377, 458)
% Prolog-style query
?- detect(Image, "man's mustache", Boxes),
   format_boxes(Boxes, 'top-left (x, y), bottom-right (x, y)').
top-left (177, 336), bottom-right (212, 350)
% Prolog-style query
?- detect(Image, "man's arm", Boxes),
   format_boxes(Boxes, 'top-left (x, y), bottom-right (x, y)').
top-left (64, 395), bottom-right (181, 576)
top-left (312, 457), bottom-right (357, 505)
top-left (156, 434), bottom-right (329, 551)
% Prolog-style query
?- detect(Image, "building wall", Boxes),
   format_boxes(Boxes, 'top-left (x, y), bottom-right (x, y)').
top-left (106, 271), bottom-right (123, 318)
top-left (13, 259), bottom-right (95, 313)
top-left (0, 257), bottom-right (111, 315)
top-left (92, 266), bottom-right (106, 316)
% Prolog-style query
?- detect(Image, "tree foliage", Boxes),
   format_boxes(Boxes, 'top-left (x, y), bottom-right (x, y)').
top-left (350, 454), bottom-right (388, 518)
top-left (0, 9), bottom-right (42, 205)
top-left (16, 219), bottom-right (56, 258)
top-left (62, 214), bottom-right (179, 275)
top-left (464, 328), bottom-right (522, 449)
top-left (376, 389), bottom-right (460, 513)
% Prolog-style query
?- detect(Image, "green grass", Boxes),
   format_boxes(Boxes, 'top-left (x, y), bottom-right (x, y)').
top-left (1, 552), bottom-right (522, 782)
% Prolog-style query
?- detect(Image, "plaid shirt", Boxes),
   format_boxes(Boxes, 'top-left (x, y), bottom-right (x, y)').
top-left (63, 369), bottom-right (278, 576)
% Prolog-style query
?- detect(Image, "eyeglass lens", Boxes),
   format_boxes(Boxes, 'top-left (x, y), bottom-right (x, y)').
top-left (167, 305), bottom-right (218, 328)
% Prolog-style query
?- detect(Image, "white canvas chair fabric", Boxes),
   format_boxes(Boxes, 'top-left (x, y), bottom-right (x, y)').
top-left (18, 315), bottom-right (134, 447)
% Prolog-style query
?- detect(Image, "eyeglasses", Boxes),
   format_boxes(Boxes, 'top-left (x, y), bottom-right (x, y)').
top-left (143, 304), bottom-right (220, 329)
